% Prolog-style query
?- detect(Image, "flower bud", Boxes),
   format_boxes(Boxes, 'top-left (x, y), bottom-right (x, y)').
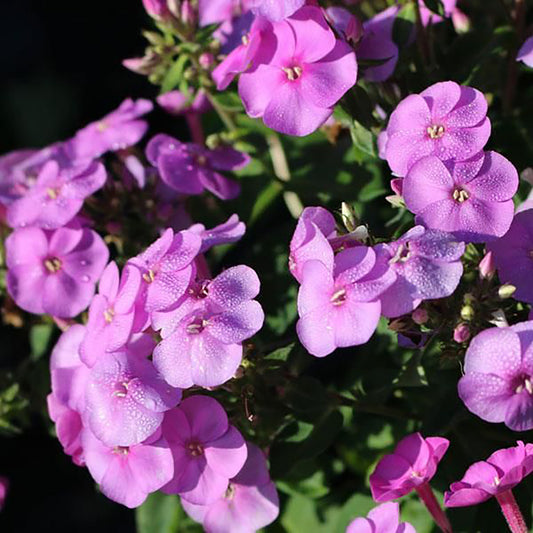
top-left (460, 304), bottom-right (474, 321)
top-left (479, 251), bottom-right (495, 280)
top-left (199, 52), bottom-right (215, 70)
top-left (142, 0), bottom-right (171, 21)
top-left (452, 8), bottom-right (470, 34)
top-left (412, 308), bottom-right (428, 325)
top-left (341, 202), bottom-right (358, 232)
top-left (498, 284), bottom-right (516, 299)
top-left (180, 0), bottom-right (195, 26)
top-left (345, 14), bottom-right (364, 45)
top-left (453, 323), bottom-right (470, 343)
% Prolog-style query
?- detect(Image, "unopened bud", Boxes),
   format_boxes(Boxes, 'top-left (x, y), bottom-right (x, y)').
top-left (199, 52), bottom-right (215, 70)
top-left (460, 304), bottom-right (474, 321)
top-left (142, 0), bottom-right (171, 20)
top-left (167, 0), bottom-right (181, 18)
top-left (345, 14), bottom-right (364, 45)
top-left (498, 284), bottom-right (516, 299)
top-left (180, 0), bottom-right (195, 25)
top-left (388, 317), bottom-right (410, 332)
top-left (453, 323), bottom-right (470, 343)
top-left (385, 194), bottom-right (406, 208)
top-left (142, 30), bottom-right (166, 46)
top-left (341, 202), bottom-right (358, 232)
top-left (412, 308), bottom-right (428, 325)
top-left (479, 251), bottom-right (496, 280)
top-left (122, 53), bottom-right (160, 75)
top-left (452, 8), bottom-right (470, 34)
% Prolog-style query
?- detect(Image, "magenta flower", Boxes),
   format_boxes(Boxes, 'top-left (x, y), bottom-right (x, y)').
top-left (375, 226), bottom-right (464, 318)
top-left (358, 6), bottom-right (400, 82)
top-left (70, 98), bottom-right (153, 162)
top-left (517, 37), bottom-right (533, 67)
top-left (153, 265), bottom-right (264, 388)
top-left (403, 151), bottom-right (518, 242)
top-left (128, 227), bottom-right (202, 314)
top-left (370, 432), bottom-right (449, 502)
top-left (248, 0), bottom-right (304, 21)
top-left (85, 349), bottom-right (181, 447)
top-left (81, 262), bottom-right (142, 367)
top-left (289, 206), bottom-right (336, 283)
top-left (384, 81), bottom-right (491, 176)
top-left (142, 0), bottom-right (171, 20)
top-left (146, 134), bottom-right (247, 200)
top-left (181, 442), bottom-right (279, 532)
top-left (444, 441), bottom-right (533, 508)
top-left (48, 324), bottom-right (90, 466)
top-left (162, 396), bottom-right (247, 505)
top-left (189, 213), bottom-right (246, 253)
top-left (82, 428), bottom-right (174, 508)
top-left (458, 322), bottom-right (533, 431)
top-left (6, 160), bottom-right (106, 229)
top-left (346, 502), bottom-right (415, 533)
top-left (156, 90), bottom-right (210, 116)
top-left (0, 476), bottom-right (8, 511)
top-left (6, 226), bottom-right (109, 317)
top-left (296, 246), bottom-right (395, 357)
top-left (238, 6), bottom-right (357, 136)
top-left (487, 210), bottom-right (533, 303)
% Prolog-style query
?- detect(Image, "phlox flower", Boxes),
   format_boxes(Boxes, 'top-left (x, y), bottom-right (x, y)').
top-left (146, 134), bottom-right (247, 200)
top-left (152, 265), bottom-right (264, 388)
top-left (296, 246), bottom-right (395, 357)
top-left (128, 227), bottom-right (202, 315)
top-left (162, 396), bottom-right (247, 505)
top-left (85, 349), bottom-right (181, 447)
top-left (487, 209), bottom-right (533, 303)
top-left (6, 159), bottom-right (106, 229)
top-left (458, 322), bottom-right (533, 431)
top-left (70, 98), bottom-right (153, 162)
top-left (517, 36), bottom-right (533, 67)
top-left (383, 81), bottom-right (491, 177)
top-left (369, 432), bottom-right (449, 502)
top-left (47, 324), bottom-right (89, 465)
top-left (189, 213), bottom-right (246, 253)
top-left (375, 226), bottom-right (464, 318)
top-left (346, 502), bottom-right (415, 533)
top-left (403, 151), bottom-right (518, 242)
top-left (248, 0), bottom-right (305, 21)
top-left (81, 261), bottom-right (142, 367)
top-left (238, 6), bottom-right (357, 136)
top-left (82, 428), bottom-right (174, 508)
top-left (6, 226), bottom-right (109, 317)
top-left (181, 442), bottom-right (280, 533)
top-left (156, 90), bottom-right (211, 116)
top-left (444, 441), bottom-right (533, 507)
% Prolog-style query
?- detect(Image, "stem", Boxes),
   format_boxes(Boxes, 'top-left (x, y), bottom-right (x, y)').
top-left (414, 0), bottom-right (430, 70)
top-left (503, 0), bottom-right (526, 115)
top-left (204, 90), bottom-right (237, 132)
top-left (185, 113), bottom-right (205, 145)
top-left (266, 134), bottom-right (303, 219)
top-left (416, 483), bottom-right (453, 533)
top-left (495, 490), bottom-right (528, 533)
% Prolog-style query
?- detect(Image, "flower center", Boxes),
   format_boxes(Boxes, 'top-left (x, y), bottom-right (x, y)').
top-left (282, 66), bottom-right (303, 81)
top-left (493, 476), bottom-right (501, 486)
top-left (187, 441), bottom-right (204, 457)
top-left (186, 317), bottom-right (208, 334)
top-left (330, 288), bottom-right (347, 306)
top-left (46, 187), bottom-right (60, 200)
top-left (44, 257), bottom-right (62, 273)
top-left (104, 307), bottom-right (115, 323)
top-left (112, 381), bottom-right (130, 398)
top-left (389, 243), bottom-right (411, 264)
top-left (427, 124), bottom-right (445, 139)
top-left (142, 269), bottom-right (156, 283)
top-left (97, 121), bottom-right (108, 132)
top-left (112, 446), bottom-right (130, 455)
top-left (453, 188), bottom-right (469, 203)
top-left (224, 483), bottom-right (236, 499)
top-left (241, 34), bottom-right (250, 46)
top-left (515, 377), bottom-right (533, 394)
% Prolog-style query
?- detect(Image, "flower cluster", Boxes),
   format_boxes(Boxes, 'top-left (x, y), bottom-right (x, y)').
top-left (289, 206), bottom-right (464, 356)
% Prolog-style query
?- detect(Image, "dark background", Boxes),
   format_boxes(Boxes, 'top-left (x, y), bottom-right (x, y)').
top-left (0, 1), bottom-right (170, 531)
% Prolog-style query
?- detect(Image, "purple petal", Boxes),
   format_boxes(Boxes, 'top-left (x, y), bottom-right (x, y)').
top-left (180, 395), bottom-right (229, 443)
top-left (205, 425), bottom-right (247, 479)
top-left (208, 301), bottom-right (264, 344)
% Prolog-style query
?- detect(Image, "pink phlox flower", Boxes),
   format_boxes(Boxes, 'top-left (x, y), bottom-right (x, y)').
top-left (6, 159), bottom-right (106, 230)
top-left (189, 214), bottom-right (246, 253)
top-left (238, 5), bottom-right (358, 136)
top-left (70, 98), bottom-right (153, 162)
top-left (458, 322), bottom-right (533, 431)
top-left (146, 134), bottom-right (247, 199)
top-left (296, 245), bottom-right (396, 357)
top-left (181, 442), bottom-right (280, 533)
top-left (248, 0), bottom-right (305, 21)
top-left (517, 36), bottom-right (533, 67)
top-left (384, 81), bottom-right (491, 177)
top-left (369, 432), bottom-right (450, 502)
top-left (6, 226), bottom-right (109, 317)
top-left (346, 502), bottom-right (416, 533)
top-left (85, 349), bottom-right (181, 447)
top-left (444, 441), bottom-right (533, 507)
top-left (403, 151), bottom-right (518, 242)
top-left (152, 265), bottom-right (264, 388)
top-left (81, 261), bottom-right (142, 367)
top-left (375, 225), bottom-right (464, 318)
top-left (161, 396), bottom-right (248, 505)
top-left (156, 90), bottom-right (211, 116)
top-left (82, 427), bottom-right (174, 508)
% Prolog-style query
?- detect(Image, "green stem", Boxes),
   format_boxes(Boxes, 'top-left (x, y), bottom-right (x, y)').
top-left (204, 90), bottom-right (238, 132)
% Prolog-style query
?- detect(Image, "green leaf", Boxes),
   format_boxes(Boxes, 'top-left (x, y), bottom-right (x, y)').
top-left (135, 492), bottom-right (181, 533)
top-left (283, 376), bottom-right (332, 421)
top-left (161, 54), bottom-right (189, 94)
top-left (423, 0), bottom-right (444, 16)
top-left (265, 343), bottom-right (295, 361)
top-left (394, 352), bottom-right (429, 388)
top-left (30, 323), bottom-right (54, 361)
top-left (350, 121), bottom-right (376, 159)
